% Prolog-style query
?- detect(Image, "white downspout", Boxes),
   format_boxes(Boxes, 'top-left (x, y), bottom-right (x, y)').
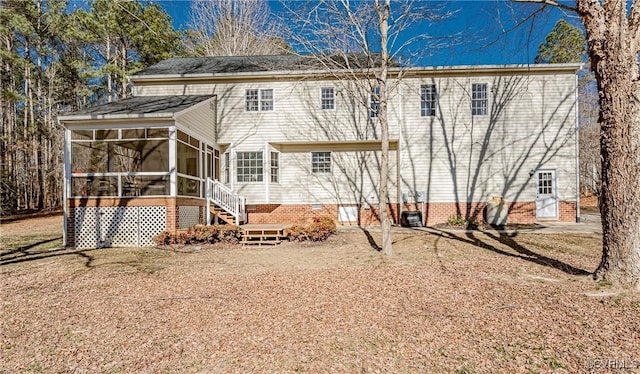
top-left (397, 82), bottom-right (403, 224)
top-left (575, 71), bottom-right (581, 223)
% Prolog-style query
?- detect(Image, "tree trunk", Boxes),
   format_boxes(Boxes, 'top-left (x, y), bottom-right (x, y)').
top-left (377, 0), bottom-right (392, 256)
top-left (577, 0), bottom-right (640, 289)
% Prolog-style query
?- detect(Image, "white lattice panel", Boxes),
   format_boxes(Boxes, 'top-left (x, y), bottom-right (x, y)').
top-left (100, 207), bottom-right (139, 247)
top-left (139, 206), bottom-right (166, 246)
top-left (74, 206), bottom-right (166, 248)
top-left (74, 207), bottom-right (100, 249)
top-left (179, 206), bottom-right (201, 229)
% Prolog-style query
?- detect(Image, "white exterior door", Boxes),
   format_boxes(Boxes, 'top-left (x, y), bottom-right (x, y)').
top-left (536, 170), bottom-right (558, 219)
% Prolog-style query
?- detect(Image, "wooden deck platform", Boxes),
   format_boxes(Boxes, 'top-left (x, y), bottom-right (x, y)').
top-left (240, 223), bottom-right (292, 246)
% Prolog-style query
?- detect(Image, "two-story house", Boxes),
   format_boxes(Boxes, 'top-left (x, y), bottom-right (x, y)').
top-left (58, 55), bottom-right (581, 248)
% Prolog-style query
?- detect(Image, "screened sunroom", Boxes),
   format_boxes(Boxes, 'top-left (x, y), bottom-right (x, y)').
top-left (58, 95), bottom-right (221, 248)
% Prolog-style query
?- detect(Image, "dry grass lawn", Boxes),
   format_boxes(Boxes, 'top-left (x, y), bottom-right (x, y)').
top-left (1, 215), bottom-right (639, 373)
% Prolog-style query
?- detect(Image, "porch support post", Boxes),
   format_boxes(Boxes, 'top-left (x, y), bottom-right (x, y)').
top-left (205, 178), bottom-right (211, 225)
top-left (62, 127), bottom-right (71, 247)
top-left (169, 126), bottom-right (177, 196)
top-left (265, 141), bottom-right (270, 204)
top-left (235, 198), bottom-right (239, 225)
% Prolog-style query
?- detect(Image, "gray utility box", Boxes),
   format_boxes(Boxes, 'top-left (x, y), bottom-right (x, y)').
top-left (401, 211), bottom-right (423, 227)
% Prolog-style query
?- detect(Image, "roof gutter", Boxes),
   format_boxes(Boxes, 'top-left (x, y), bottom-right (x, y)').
top-left (128, 63), bottom-right (584, 84)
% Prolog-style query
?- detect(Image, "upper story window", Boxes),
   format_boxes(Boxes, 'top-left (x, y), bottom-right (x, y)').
top-left (370, 86), bottom-right (380, 118)
top-left (311, 151), bottom-right (331, 173)
top-left (321, 87), bottom-right (335, 110)
top-left (471, 83), bottom-right (488, 116)
top-left (237, 151), bottom-right (263, 182)
top-left (245, 89), bottom-right (273, 112)
top-left (420, 84), bottom-right (437, 117)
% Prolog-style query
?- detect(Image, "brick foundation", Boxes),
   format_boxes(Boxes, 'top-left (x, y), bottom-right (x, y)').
top-left (245, 201), bottom-right (577, 226)
top-left (66, 198), bottom-right (577, 247)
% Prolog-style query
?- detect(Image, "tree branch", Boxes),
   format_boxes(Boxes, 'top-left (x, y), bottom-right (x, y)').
top-left (629, 0), bottom-right (640, 52)
top-left (512, 0), bottom-right (577, 13)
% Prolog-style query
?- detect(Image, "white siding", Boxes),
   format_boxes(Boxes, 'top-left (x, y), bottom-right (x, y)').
top-left (399, 73), bottom-right (577, 204)
top-left (174, 98), bottom-right (217, 143)
top-left (133, 68), bottom-right (577, 206)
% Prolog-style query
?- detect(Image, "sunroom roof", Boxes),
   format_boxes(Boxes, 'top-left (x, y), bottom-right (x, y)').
top-left (58, 95), bottom-right (214, 121)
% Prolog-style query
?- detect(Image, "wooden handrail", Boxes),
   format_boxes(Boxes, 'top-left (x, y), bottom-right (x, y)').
top-left (206, 177), bottom-right (245, 225)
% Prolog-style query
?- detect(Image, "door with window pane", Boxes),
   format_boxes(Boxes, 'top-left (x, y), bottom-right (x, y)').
top-left (535, 170), bottom-right (558, 218)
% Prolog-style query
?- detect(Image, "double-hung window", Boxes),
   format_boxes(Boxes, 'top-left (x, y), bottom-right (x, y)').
top-left (471, 83), bottom-right (488, 116)
top-left (260, 89), bottom-right (273, 111)
top-left (245, 89), bottom-right (274, 112)
top-left (311, 152), bottom-right (331, 173)
top-left (236, 152), bottom-right (263, 182)
top-left (270, 151), bottom-right (279, 183)
top-left (223, 152), bottom-right (230, 184)
top-left (420, 84), bottom-right (437, 117)
top-left (370, 86), bottom-right (380, 118)
top-left (321, 87), bottom-right (335, 110)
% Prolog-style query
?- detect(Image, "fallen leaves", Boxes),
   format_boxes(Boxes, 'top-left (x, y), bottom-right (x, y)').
top-left (1, 228), bottom-right (638, 373)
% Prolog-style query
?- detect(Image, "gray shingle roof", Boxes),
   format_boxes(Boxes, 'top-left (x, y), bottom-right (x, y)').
top-left (134, 54), bottom-right (395, 76)
top-left (61, 95), bottom-right (213, 119)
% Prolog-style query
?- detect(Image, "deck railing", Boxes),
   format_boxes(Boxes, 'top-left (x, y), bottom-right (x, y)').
top-left (205, 178), bottom-right (246, 225)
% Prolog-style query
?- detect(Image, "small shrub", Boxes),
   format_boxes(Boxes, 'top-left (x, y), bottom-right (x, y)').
top-left (447, 215), bottom-right (468, 226)
top-left (216, 225), bottom-right (243, 244)
top-left (152, 231), bottom-right (176, 246)
top-left (287, 224), bottom-right (311, 242)
top-left (287, 217), bottom-right (337, 242)
top-left (152, 224), bottom-right (242, 247)
top-left (446, 215), bottom-right (479, 229)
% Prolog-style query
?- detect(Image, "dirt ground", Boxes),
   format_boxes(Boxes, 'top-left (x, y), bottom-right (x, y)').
top-left (1, 215), bottom-right (639, 373)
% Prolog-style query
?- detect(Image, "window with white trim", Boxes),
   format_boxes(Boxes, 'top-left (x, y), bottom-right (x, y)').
top-left (223, 152), bottom-right (230, 184)
top-left (370, 86), bottom-right (380, 118)
top-left (236, 152), bottom-right (263, 182)
top-left (311, 152), bottom-right (331, 173)
top-left (471, 83), bottom-right (488, 116)
top-left (245, 89), bottom-right (259, 111)
top-left (245, 89), bottom-right (273, 111)
top-left (260, 89), bottom-right (273, 111)
top-left (321, 87), bottom-right (335, 110)
top-left (420, 84), bottom-right (437, 117)
top-left (270, 151), bottom-right (279, 183)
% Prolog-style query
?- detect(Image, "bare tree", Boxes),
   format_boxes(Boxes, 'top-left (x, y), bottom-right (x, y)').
top-left (186, 0), bottom-right (288, 57)
top-left (515, 0), bottom-right (640, 288)
top-left (284, 1), bottom-right (455, 255)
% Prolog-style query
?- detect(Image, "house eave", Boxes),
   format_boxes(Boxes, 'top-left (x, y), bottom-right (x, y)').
top-left (58, 113), bottom-right (176, 122)
top-left (128, 63), bottom-right (584, 84)
top-left (270, 140), bottom-right (400, 152)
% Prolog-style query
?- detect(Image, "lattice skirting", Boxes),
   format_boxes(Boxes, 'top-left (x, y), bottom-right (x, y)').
top-left (178, 206), bottom-right (201, 229)
top-left (74, 206), bottom-right (166, 248)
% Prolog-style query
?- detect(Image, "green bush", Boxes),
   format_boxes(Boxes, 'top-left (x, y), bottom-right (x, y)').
top-left (287, 217), bottom-right (337, 242)
top-left (152, 224), bottom-right (242, 246)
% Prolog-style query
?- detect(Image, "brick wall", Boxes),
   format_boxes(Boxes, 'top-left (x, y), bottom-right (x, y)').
top-left (245, 200), bottom-right (577, 226)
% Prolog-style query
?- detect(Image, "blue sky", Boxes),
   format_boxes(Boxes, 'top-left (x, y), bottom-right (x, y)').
top-left (154, 0), bottom-right (580, 66)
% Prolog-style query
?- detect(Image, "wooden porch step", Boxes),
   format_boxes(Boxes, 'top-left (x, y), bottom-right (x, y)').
top-left (241, 226), bottom-right (288, 246)
top-left (210, 206), bottom-right (243, 225)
